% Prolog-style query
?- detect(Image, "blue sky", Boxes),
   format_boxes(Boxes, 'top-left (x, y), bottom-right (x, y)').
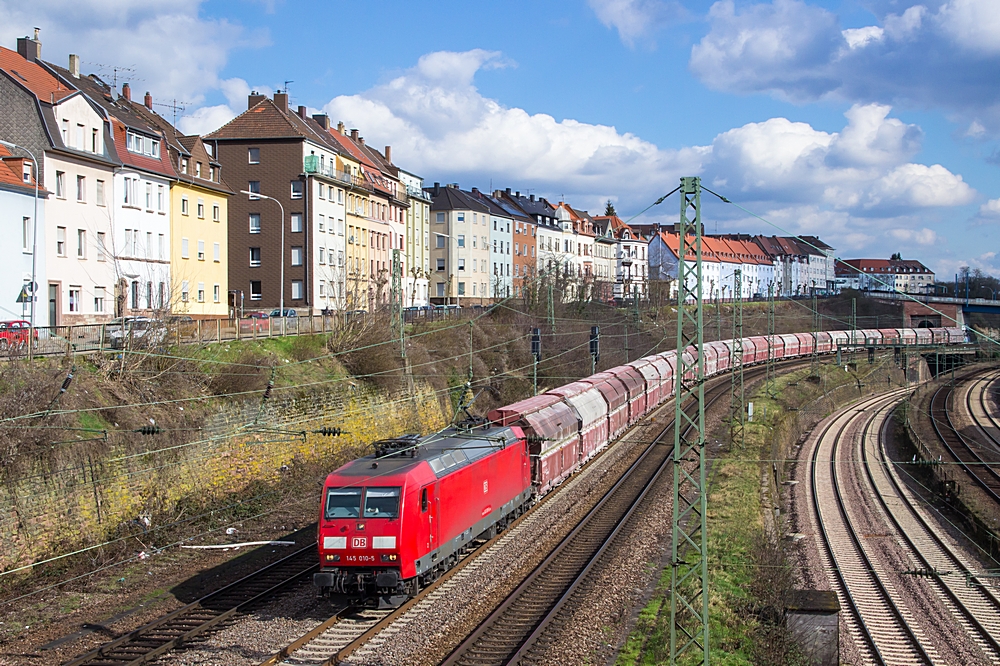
top-left (2, 0), bottom-right (997, 278)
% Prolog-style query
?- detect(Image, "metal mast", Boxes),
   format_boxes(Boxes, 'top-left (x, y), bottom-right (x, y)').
top-left (730, 268), bottom-right (744, 449)
top-left (765, 281), bottom-right (776, 397)
top-left (390, 249), bottom-right (405, 358)
top-left (811, 289), bottom-right (819, 376)
top-left (670, 176), bottom-right (709, 666)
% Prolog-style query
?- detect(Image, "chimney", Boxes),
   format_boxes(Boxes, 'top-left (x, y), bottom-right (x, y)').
top-left (312, 114), bottom-right (330, 130)
top-left (350, 129), bottom-right (359, 141)
top-left (471, 187), bottom-right (480, 196)
top-left (144, 91), bottom-right (153, 110)
top-left (122, 82), bottom-right (131, 101)
top-left (248, 90), bottom-right (266, 109)
top-left (505, 188), bottom-right (511, 195)
top-left (515, 191), bottom-right (520, 197)
top-left (297, 105), bottom-right (307, 119)
top-left (274, 92), bottom-right (288, 113)
top-left (447, 183), bottom-right (458, 189)
top-left (384, 145), bottom-right (391, 163)
top-left (358, 137), bottom-right (365, 146)
top-left (529, 194), bottom-right (535, 202)
top-left (433, 182), bottom-right (440, 196)
top-left (68, 54), bottom-right (80, 78)
top-left (17, 33), bottom-right (41, 63)
top-left (337, 121), bottom-right (346, 134)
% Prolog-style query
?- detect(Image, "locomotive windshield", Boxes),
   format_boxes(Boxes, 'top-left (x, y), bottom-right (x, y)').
top-left (325, 487), bottom-right (362, 519)
top-left (363, 487), bottom-right (401, 518)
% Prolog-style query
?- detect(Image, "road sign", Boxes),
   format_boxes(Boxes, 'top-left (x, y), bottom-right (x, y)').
top-left (16, 286), bottom-right (30, 304)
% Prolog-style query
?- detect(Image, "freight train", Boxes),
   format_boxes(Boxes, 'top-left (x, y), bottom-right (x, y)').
top-left (313, 327), bottom-right (966, 606)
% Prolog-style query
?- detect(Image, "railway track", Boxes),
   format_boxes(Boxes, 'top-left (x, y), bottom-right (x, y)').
top-left (438, 370), bottom-right (746, 666)
top-left (929, 373), bottom-right (1000, 504)
top-left (63, 544), bottom-right (318, 666)
top-left (807, 387), bottom-right (1000, 664)
top-left (809, 389), bottom-right (933, 665)
top-left (964, 369), bottom-right (1000, 453)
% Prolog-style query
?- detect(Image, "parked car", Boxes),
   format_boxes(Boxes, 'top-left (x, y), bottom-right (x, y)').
top-left (269, 308), bottom-right (298, 318)
top-left (107, 317), bottom-right (167, 350)
top-left (240, 312), bottom-right (269, 333)
top-left (0, 320), bottom-right (36, 350)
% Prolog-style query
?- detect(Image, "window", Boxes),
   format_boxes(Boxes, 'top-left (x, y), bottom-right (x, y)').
top-left (55, 171), bottom-right (65, 198)
top-left (195, 162), bottom-right (202, 178)
top-left (22, 217), bottom-right (30, 251)
top-left (22, 161), bottom-right (31, 184)
top-left (325, 487), bottom-right (362, 519)
top-left (76, 124), bottom-right (84, 149)
top-left (68, 287), bottom-right (81, 312)
top-left (197, 283), bottom-right (205, 303)
top-left (197, 200), bottom-right (205, 218)
top-left (457, 213), bottom-right (465, 223)
top-left (158, 234), bottom-right (165, 260)
top-left (77, 229), bottom-right (86, 258)
top-left (56, 227), bottom-right (66, 256)
top-left (364, 487), bottom-right (401, 518)
top-left (249, 214), bottom-right (261, 234)
top-left (145, 183), bottom-right (152, 209)
top-left (436, 212), bottom-right (445, 223)
top-left (290, 180), bottom-right (304, 199)
top-left (197, 240), bottom-right (205, 261)
top-left (472, 236), bottom-right (477, 248)
top-left (436, 234), bottom-right (446, 249)
top-left (318, 214), bottom-right (325, 232)
top-left (181, 237), bottom-right (189, 259)
top-left (457, 234), bottom-right (465, 248)
top-left (318, 183), bottom-right (325, 199)
top-left (146, 282), bottom-right (153, 309)
top-left (436, 258), bottom-right (445, 271)
top-left (181, 197), bottom-right (189, 215)
top-left (181, 281), bottom-right (189, 303)
top-left (94, 287), bottom-right (105, 312)
top-left (319, 247), bottom-right (326, 265)
top-left (458, 258), bottom-right (465, 271)
top-left (250, 247), bottom-right (261, 266)
top-left (319, 281), bottom-right (326, 297)
top-left (126, 130), bottom-right (160, 157)
top-left (213, 204), bottom-right (220, 222)
top-left (290, 213), bottom-right (303, 232)
top-left (214, 284), bottom-right (221, 302)
top-left (91, 128), bottom-right (99, 153)
top-left (131, 281), bottom-right (140, 309)
top-left (458, 282), bottom-right (466, 295)
top-left (248, 181), bottom-right (260, 199)
top-left (437, 282), bottom-right (445, 297)
top-left (97, 232), bottom-right (106, 261)
top-left (291, 246), bottom-right (303, 266)
top-left (96, 179), bottom-right (105, 206)
top-left (337, 189), bottom-right (343, 203)
top-left (248, 147), bottom-right (260, 164)
top-left (291, 280), bottom-right (303, 299)
top-left (250, 280), bottom-right (262, 300)
top-left (213, 242), bottom-right (220, 262)
top-left (209, 166), bottom-right (215, 181)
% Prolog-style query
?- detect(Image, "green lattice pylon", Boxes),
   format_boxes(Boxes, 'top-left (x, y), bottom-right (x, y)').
top-left (730, 268), bottom-right (744, 449)
top-left (390, 249), bottom-right (405, 358)
top-left (670, 176), bottom-right (709, 666)
top-left (765, 281), bottom-right (776, 397)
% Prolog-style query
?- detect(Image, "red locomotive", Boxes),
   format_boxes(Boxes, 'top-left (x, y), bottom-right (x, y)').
top-left (314, 425), bottom-right (532, 607)
top-left (314, 327), bottom-right (966, 606)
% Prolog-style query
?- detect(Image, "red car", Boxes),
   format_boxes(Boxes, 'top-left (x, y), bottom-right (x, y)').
top-left (0, 320), bottom-right (36, 350)
top-left (239, 312), bottom-right (269, 334)
top-left (314, 426), bottom-right (531, 607)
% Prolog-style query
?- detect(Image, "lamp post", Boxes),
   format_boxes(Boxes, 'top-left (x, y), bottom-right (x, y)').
top-left (1, 140), bottom-right (39, 361)
top-left (240, 189), bottom-right (285, 334)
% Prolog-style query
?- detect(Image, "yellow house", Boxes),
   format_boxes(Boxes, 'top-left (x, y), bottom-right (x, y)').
top-left (169, 136), bottom-right (231, 317)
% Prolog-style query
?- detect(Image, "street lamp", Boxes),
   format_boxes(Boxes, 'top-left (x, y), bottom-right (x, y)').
top-left (1, 140), bottom-right (39, 360)
top-left (240, 189), bottom-right (285, 333)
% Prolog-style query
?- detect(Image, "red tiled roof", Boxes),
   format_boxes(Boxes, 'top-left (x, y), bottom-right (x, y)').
top-left (110, 118), bottom-right (177, 178)
top-left (0, 145), bottom-right (36, 190)
top-left (206, 98), bottom-right (308, 140)
top-left (0, 47), bottom-right (75, 102)
top-left (658, 231), bottom-right (721, 263)
top-left (837, 258), bottom-right (932, 275)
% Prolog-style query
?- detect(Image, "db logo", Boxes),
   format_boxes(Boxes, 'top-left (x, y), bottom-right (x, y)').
top-left (352, 537), bottom-right (367, 549)
top-left (483, 480), bottom-right (488, 494)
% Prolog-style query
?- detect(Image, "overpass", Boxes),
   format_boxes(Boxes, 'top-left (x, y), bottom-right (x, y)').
top-left (867, 292), bottom-right (1000, 327)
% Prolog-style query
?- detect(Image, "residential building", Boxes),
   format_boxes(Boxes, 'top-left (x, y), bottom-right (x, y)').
top-left (589, 217), bottom-right (618, 302)
top-left (0, 144), bottom-right (46, 322)
top-left (207, 93), bottom-right (354, 314)
top-left (425, 183), bottom-right (491, 305)
top-left (492, 190), bottom-right (536, 299)
top-left (398, 168), bottom-right (431, 306)
top-left (467, 187), bottom-right (512, 300)
top-left (0, 36), bottom-right (118, 325)
top-left (836, 258), bottom-right (935, 295)
top-left (52, 70), bottom-right (176, 317)
top-left (595, 214), bottom-right (647, 301)
top-left (126, 93), bottom-right (232, 317)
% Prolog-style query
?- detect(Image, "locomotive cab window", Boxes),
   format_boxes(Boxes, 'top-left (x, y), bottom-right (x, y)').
top-left (421, 488), bottom-right (428, 512)
top-left (325, 487), bottom-right (362, 519)
top-left (364, 487), bottom-right (401, 518)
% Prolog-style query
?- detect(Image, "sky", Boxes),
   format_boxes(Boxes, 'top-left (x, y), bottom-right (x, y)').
top-left (1, 0), bottom-right (997, 278)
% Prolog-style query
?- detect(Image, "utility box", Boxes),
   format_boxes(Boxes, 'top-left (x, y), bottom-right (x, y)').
top-left (786, 590), bottom-right (839, 666)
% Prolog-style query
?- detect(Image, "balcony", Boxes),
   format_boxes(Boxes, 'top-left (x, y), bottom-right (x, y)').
top-left (303, 156), bottom-right (369, 190)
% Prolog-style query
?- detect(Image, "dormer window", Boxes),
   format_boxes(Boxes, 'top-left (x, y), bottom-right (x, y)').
top-left (126, 130), bottom-right (160, 158)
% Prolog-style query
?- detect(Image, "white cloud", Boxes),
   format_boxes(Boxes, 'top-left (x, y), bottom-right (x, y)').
top-left (979, 198), bottom-right (1000, 217)
top-left (587, 0), bottom-right (684, 46)
top-left (320, 50), bottom-right (973, 263)
top-left (0, 0), bottom-right (251, 104)
top-left (691, 0), bottom-right (1000, 132)
top-left (177, 77), bottom-right (273, 135)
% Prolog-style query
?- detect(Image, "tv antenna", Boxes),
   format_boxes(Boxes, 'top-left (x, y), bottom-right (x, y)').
top-left (86, 61), bottom-right (138, 91)
top-left (280, 80), bottom-right (294, 94)
top-left (154, 99), bottom-right (192, 126)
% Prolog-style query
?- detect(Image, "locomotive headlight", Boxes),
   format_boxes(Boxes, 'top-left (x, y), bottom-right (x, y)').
top-left (380, 553), bottom-right (398, 562)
